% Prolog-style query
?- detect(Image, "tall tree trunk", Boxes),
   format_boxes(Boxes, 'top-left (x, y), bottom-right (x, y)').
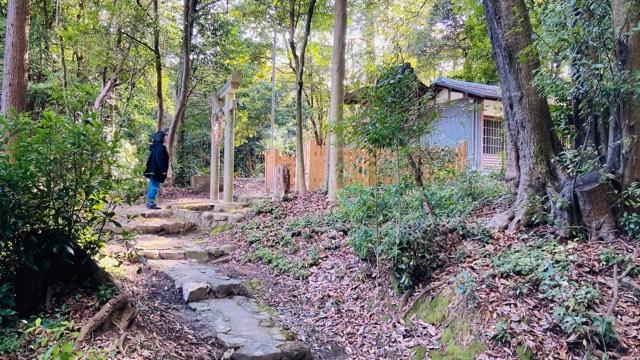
top-left (288, 0), bottom-right (317, 194)
top-left (482, 0), bottom-right (569, 232)
top-left (611, 0), bottom-right (640, 190)
top-left (327, 0), bottom-right (347, 201)
top-left (153, 0), bottom-right (164, 131)
top-left (167, 0), bottom-right (195, 179)
top-left (1, 0), bottom-right (30, 115)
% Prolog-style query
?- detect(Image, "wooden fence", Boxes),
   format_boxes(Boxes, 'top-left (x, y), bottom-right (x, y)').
top-left (264, 140), bottom-right (467, 192)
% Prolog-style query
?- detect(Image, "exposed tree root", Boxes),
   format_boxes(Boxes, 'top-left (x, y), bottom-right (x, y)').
top-left (76, 293), bottom-right (133, 346)
top-left (606, 264), bottom-right (636, 316)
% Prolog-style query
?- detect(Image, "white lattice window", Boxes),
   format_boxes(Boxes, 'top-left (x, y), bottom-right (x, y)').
top-left (482, 117), bottom-right (504, 155)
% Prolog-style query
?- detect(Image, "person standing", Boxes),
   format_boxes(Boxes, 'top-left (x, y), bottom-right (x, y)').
top-left (143, 130), bottom-right (170, 209)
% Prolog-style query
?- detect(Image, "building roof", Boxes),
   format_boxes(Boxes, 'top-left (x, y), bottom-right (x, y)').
top-left (432, 77), bottom-right (501, 100)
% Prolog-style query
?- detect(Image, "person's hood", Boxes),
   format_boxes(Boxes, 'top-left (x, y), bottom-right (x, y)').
top-left (151, 131), bottom-right (166, 144)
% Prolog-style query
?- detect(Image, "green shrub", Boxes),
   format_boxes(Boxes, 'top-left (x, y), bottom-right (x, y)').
top-left (620, 212), bottom-right (640, 239)
top-left (0, 112), bottom-right (139, 313)
top-left (334, 172), bottom-right (509, 291)
top-left (0, 330), bottom-right (20, 354)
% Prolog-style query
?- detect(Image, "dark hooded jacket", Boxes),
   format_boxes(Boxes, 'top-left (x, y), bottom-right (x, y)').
top-left (144, 132), bottom-right (170, 182)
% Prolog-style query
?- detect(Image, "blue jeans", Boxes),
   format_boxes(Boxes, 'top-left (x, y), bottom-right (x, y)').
top-left (147, 178), bottom-right (161, 205)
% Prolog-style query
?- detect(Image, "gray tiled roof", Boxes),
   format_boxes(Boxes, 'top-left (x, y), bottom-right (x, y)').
top-left (432, 77), bottom-right (501, 100)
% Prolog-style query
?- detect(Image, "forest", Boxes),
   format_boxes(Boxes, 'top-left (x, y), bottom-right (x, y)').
top-left (0, 0), bottom-right (639, 359)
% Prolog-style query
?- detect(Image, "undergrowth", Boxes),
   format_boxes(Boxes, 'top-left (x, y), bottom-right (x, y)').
top-left (493, 239), bottom-right (618, 348)
top-left (333, 171), bottom-right (510, 291)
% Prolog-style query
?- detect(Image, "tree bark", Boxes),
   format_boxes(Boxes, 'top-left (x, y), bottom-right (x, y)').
top-left (327, 0), bottom-right (347, 201)
top-left (288, 0), bottom-right (317, 194)
top-left (167, 0), bottom-right (195, 180)
top-left (482, 0), bottom-right (568, 232)
top-left (153, 0), bottom-right (164, 131)
top-left (1, 0), bottom-right (30, 115)
top-left (273, 164), bottom-right (291, 201)
top-left (611, 0), bottom-right (640, 190)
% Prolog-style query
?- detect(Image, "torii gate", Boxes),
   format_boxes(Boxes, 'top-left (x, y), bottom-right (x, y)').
top-left (210, 71), bottom-right (241, 204)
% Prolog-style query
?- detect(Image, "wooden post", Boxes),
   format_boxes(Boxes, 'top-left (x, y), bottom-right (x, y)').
top-left (217, 71), bottom-right (241, 204)
top-left (222, 92), bottom-right (236, 203)
top-left (210, 96), bottom-right (223, 203)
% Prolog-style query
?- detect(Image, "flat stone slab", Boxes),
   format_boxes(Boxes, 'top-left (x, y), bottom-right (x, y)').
top-left (149, 260), bottom-right (247, 299)
top-left (194, 296), bottom-right (282, 349)
top-left (123, 218), bottom-right (196, 235)
top-left (135, 235), bottom-right (184, 250)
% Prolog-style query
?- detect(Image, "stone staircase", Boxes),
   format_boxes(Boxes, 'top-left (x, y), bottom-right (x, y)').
top-left (112, 201), bottom-right (311, 360)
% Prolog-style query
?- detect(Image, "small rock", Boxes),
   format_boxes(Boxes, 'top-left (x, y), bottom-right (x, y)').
top-left (222, 349), bottom-right (235, 359)
top-left (232, 343), bottom-right (281, 360)
top-left (333, 224), bottom-right (348, 234)
top-left (277, 341), bottom-right (312, 360)
top-left (182, 282), bottom-right (210, 302)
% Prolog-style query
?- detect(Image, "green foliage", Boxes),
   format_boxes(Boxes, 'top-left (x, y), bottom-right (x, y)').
top-left (342, 63), bottom-right (436, 155)
top-left (492, 320), bottom-right (511, 343)
top-left (620, 213), bottom-right (640, 239)
top-left (334, 171), bottom-right (508, 290)
top-left (0, 113), bottom-right (138, 309)
top-left (494, 240), bottom-right (614, 342)
top-left (96, 284), bottom-right (117, 305)
top-left (0, 329), bottom-right (20, 355)
top-left (251, 199), bottom-right (282, 217)
top-left (454, 270), bottom-right (477, 306)
top-left (0, 284), bottom-right (16, 326)
top-left (619, 182), bottom-right (640, 238)
top-left (247, 247), bottom-right (310, 279)
top-left (23, 317), bottom-right (109, 359)
top-left (598, 247), bottom-right (627, 268)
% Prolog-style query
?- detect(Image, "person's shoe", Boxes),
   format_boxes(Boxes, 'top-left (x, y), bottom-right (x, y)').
top-left (146, 203), bottom-right (161, 210)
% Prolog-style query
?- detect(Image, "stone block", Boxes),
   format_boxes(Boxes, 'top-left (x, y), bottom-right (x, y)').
top-left (277, 341), bottom-right (312, 360)
top-left (182, 282), bottom-right (210, 302)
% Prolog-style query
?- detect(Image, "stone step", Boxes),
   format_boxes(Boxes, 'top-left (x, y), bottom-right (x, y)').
top-left (134, 235), bottom-right (233, 262)
top-left (173, 207), bottom-right (247, 230)
top-left (120, 218), bottom-right (196, 235)
top-left (149, 260), bottom-right (248, 302)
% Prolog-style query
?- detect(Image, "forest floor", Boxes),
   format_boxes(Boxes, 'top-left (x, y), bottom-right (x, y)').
top-left (10, 179), bottom-right (639, 360)
top-left (203, 190), bottom-right (640, 359)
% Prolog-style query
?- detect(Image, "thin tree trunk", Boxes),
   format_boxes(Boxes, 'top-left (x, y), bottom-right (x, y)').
top-left (153, 0), bottom-right (164, 131)
top-left (270, 23), bottom-right (277, 150)
top-left (611, 0), bottom-right (640, 190)
top-left (482, 0), bottom-right (569, 232)
top-left (288, 0), bottom-right (317, 194)
top-left (55, 0), bottom-right (68, 92)
top-left (1, 0), bottom-right (30, 115)
top-left (327, 0), bottom-right (347, 201)
top-left (167, 0), bottom-right (195, 180)
top-left (93, 48), bottom-right (129, 112)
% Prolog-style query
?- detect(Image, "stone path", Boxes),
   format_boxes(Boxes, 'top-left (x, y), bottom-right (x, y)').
top-left (112, 200), bottom-right (311, 360)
